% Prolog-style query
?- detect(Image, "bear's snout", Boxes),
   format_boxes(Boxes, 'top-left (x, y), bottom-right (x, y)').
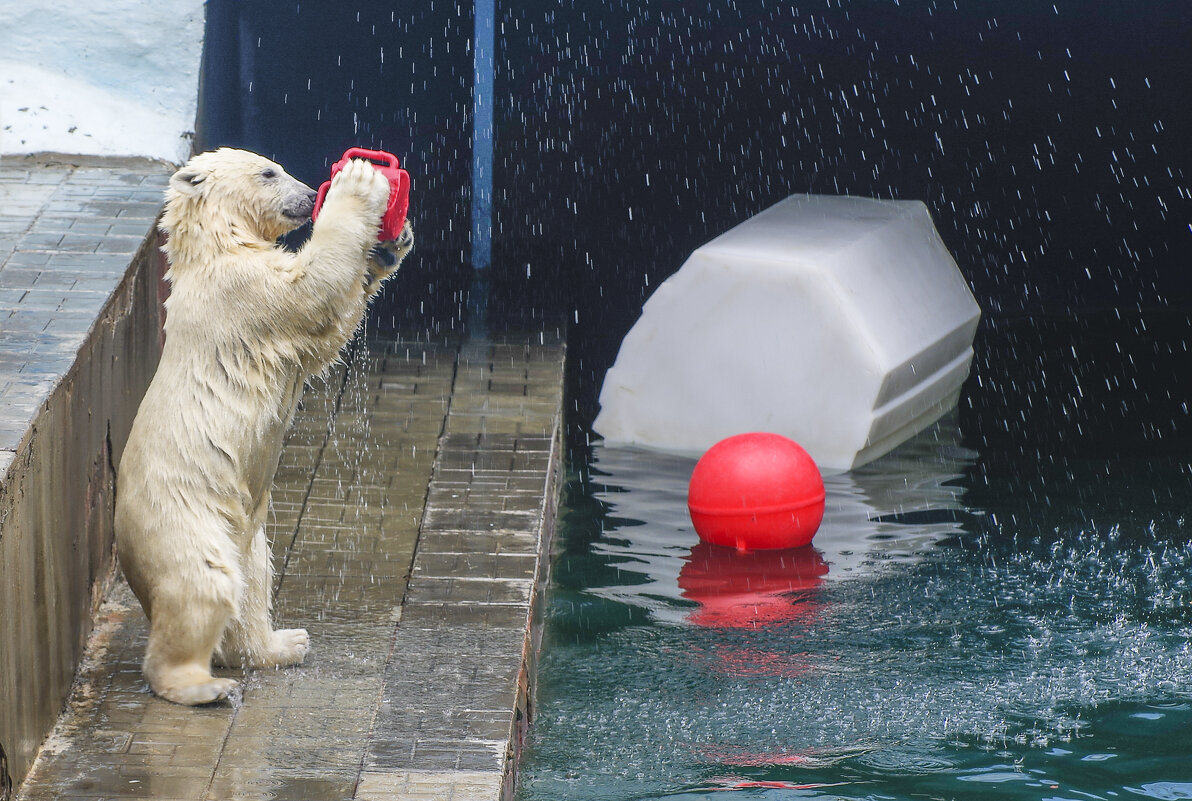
top-left (283, 187), bottom-right (317, 221)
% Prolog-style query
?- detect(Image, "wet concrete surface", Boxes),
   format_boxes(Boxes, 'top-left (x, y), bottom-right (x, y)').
top-left (13, 332), bottom-right (565, 801)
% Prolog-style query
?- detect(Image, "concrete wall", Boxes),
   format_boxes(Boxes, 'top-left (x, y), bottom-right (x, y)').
top-left (0, 200), bottom-right (165, 794)
top-left (0, 1), bottom-right (194, 793)
top-left (0, 0), bottom-right (204, 162)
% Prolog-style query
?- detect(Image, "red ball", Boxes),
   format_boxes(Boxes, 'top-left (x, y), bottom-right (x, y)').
top-left (688, 433), bottom-right (825, 551)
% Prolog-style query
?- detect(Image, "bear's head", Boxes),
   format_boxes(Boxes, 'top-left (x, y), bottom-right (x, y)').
top-left (162, 148), bottom-right (317, 247)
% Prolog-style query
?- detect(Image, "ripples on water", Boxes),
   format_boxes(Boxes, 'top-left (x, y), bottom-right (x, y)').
top-left (517, 415), bottom-right (1192, 801)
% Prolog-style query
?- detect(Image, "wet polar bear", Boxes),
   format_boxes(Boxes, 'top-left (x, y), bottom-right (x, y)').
top-left (115, 148), bottom-right (412, 705)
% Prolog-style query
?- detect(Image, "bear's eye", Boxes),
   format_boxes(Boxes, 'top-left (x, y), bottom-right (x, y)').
top-left (261, 168), bottom-right (278, 180)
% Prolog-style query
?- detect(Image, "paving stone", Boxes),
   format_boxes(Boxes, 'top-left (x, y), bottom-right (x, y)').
top-left (356, 769), bottom-right (504, 801)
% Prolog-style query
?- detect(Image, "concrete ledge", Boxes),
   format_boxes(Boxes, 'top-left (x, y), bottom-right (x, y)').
top-left (0, 155), bottom-right (172, 793)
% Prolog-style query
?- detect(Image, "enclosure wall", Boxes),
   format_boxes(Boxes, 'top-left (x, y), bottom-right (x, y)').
top-left (0, 232), bottom-right (164, 791)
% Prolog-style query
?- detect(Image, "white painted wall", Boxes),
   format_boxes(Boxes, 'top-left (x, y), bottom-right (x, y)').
top-left (0, 0), bottom-right (205, 163)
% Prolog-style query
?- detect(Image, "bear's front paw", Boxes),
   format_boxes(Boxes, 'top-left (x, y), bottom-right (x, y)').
top-left (365, 220), bottom-right (414, 297)
top-left (161, 677), bottom-right (240, 707)
top-left (377, 219), bottom-right (414, 263)
top-left (327, 158), bottom-right (391, 220)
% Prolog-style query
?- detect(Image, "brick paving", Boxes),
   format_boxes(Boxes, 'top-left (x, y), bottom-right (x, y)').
top-left (359, 339), bottom-right (564, 800)
top-left (3, 155), bottom-right (566, 801)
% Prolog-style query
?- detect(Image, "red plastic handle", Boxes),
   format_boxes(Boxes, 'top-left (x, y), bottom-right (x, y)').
top-left (337, 147), bottom-right (400, 170)
top-left (314, 180), bottom-right (332, 220)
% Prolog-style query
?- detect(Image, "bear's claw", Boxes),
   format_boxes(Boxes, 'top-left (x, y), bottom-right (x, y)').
top-left (366, 220), bottom-right (414, 296)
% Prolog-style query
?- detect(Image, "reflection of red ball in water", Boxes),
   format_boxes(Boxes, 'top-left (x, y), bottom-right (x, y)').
top-left (687, 433), bottom-right (825, 551)
top-left (678, 541), bottom-right (828, 629)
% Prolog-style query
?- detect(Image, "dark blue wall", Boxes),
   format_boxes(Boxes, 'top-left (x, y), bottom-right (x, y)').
top-left (488, 0), bottom-right (1192, 428)
top-left (197, 1), bottom-right (1192, 430)
top-left (197, 0), bottom-right (475, 336)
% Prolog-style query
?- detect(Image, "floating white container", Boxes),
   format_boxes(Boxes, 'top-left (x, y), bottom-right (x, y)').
top-left (593, 194), bottom-right (981, 471)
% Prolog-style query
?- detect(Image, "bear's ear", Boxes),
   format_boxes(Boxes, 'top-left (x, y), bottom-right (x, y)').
top-left (170, 168), bottom-right (207, 195)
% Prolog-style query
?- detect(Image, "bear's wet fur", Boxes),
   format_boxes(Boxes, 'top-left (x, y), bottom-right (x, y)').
top-left (115, 149), bottom-right (412, 705)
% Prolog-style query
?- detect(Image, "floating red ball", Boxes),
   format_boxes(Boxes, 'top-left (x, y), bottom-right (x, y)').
top-left (687, 433), bottom-right (825, 551)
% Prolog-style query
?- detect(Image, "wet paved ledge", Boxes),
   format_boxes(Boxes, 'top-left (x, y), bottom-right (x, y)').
top-left (12, 329), bottom-right (565, 794)
top-left (0, 153), bottom-right (170, 471)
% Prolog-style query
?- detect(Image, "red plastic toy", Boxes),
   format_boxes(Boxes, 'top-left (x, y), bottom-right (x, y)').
top-left (687, 432), bottom-right (825, 551)
top-left (312, 147), bottom-right (410, 241)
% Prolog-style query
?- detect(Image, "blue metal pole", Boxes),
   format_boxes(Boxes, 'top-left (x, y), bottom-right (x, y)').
top-left (471, 0), bottom-right (494, 275)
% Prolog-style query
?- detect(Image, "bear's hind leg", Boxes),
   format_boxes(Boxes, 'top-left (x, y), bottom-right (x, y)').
top-left (217, 525), bottom-right (309, 669)
top-left (143, 588), bottom-right (239, 706)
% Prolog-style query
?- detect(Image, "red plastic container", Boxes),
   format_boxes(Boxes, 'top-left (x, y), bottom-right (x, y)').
top-left (312, 147), bottom-right (410, 241)
top-left (687, 433), bottom-right (825, 551)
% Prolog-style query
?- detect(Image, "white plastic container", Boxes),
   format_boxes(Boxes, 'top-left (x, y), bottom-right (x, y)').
top-left (592, 194), bottom-right (981, 471)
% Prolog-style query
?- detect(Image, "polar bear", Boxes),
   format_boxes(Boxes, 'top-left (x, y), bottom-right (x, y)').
top-left (114, 148), bottom-right (413, 705)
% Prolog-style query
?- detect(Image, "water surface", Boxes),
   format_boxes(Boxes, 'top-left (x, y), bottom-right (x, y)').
top-left (518, 315), bottom-right (1192, 801)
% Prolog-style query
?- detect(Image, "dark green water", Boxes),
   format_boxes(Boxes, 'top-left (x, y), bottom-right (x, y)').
top-left (517, 314), bottom-right (1192, 801)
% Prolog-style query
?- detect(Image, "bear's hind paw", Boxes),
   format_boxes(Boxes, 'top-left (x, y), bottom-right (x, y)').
top-left (155, 676), bottom-right (240, 707)
top-left (264, 627), bottom-right (310, 667)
